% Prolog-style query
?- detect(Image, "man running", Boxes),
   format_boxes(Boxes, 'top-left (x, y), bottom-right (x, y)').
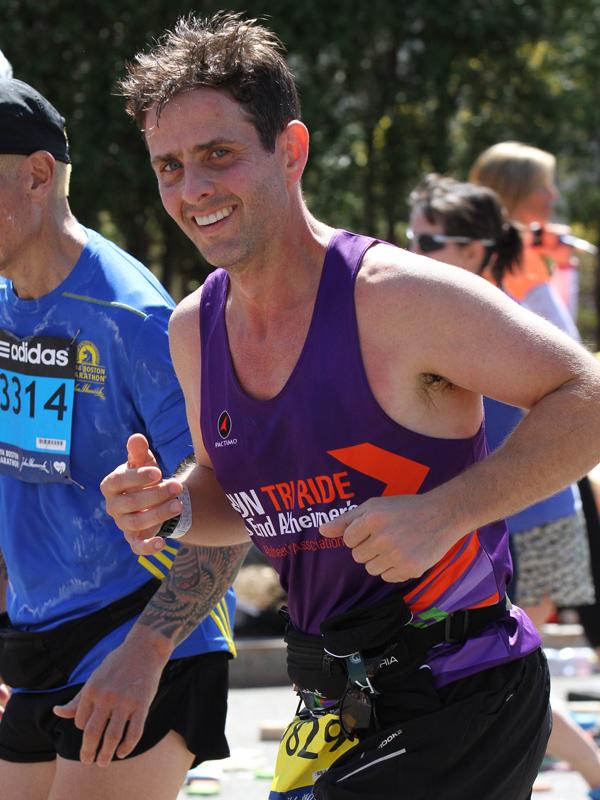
top-left (0, 77), bottom-right (247, 800)
top-left (102, 13), bottom-right (600, 800)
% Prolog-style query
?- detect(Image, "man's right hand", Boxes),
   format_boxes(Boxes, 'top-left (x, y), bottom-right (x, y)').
top-left (100, 433), bottom-right (184, 555)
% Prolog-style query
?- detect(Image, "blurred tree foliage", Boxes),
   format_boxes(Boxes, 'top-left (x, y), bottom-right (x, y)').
top-left (3, 0), bottom-right (600, 343)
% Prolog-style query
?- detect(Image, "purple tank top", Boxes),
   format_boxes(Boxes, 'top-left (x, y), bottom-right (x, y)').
top-left (200, 230), bottom-right (540, 686)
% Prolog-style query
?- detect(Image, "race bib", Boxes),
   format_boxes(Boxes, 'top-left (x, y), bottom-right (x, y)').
top-left (269, 712), bottom-right (358, 800)
top-left (0, 330), bottom-right (76, 483)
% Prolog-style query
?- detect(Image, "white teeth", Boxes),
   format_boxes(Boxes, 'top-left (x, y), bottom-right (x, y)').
top-left (193, 206), bottom-right (233, 227)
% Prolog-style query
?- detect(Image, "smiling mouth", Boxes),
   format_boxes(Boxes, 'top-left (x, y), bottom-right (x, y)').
top-left (193, 206), bottom-right (234, 227)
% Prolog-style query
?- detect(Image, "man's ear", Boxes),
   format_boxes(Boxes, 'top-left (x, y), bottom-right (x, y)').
top-left (24, 151), bottom-right (56, 198)
top-left (280, 120), bottom-right (309, 187)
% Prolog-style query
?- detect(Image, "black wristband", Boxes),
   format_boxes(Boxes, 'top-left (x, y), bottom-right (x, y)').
top-left (157, 515), bottom-right (181, 538)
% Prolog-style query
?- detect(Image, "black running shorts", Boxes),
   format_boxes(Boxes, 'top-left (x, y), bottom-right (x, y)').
top-left (0, 652), bottom-right (230, 767)
top-left (313, 649), bottom-right (551, 800)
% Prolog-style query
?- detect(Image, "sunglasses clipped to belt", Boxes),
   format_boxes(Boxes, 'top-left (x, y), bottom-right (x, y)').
top-left (283, 593), bottom-right (511, 739)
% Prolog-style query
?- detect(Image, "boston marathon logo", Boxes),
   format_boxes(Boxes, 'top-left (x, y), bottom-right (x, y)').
top-left (0, 338), bottom-right (69, 367)
top-left (75, 341), bottom-right (106, 399)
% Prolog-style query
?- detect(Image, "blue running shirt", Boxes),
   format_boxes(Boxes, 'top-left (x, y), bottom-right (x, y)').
top-left (0, 228), bottom-right (235, 689)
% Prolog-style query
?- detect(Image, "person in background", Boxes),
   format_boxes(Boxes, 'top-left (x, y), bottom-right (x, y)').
top-left (408, 173), bottom-right (600, 800)
top-left (470, 141), bottom-right (600, 671)
top-left (469, 140), bottom-right (590, 322)
top-left (0, 78), bottom-right (247, 800)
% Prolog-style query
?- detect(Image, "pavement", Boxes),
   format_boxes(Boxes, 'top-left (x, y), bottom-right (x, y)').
top-left (176, 637), bottom-right (600, 800)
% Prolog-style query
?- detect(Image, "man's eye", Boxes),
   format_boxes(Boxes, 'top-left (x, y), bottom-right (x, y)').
top-left (162, 161), bottom-right (181, 173)
top-left (211, 148), bottom-right (230, 159)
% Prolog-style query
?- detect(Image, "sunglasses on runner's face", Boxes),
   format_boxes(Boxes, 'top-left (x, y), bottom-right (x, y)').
top-left (406, 229), bottom-right (496, 253)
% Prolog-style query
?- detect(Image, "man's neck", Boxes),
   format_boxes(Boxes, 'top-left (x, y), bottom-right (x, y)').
top-left (10, 211), bottom-right (87, 300)
top-left (225, 212), bottom-right (334, 334)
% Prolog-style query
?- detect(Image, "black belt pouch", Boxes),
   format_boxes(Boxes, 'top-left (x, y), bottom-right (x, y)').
top-left (0, 578), bottom-right (159, 690)
top-left (320, 592), bottom-right (413, 657)
top-left (284, 625), bottom-right (347, 698)
top-left (285, 593), bottom-right (415, 697)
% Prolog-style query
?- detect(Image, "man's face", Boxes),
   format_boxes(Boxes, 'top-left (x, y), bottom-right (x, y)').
top-left (145, 88), bottom-right (289, 271)
top-left (0, 155), bottom-right (34, 276)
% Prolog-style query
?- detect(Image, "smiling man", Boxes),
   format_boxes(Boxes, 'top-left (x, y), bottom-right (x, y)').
top-left (101, 12), bottom-right (600, 800)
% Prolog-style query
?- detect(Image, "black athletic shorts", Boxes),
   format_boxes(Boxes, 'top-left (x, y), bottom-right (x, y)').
top-left (314, 648), bottom-right (551, 800)
top-left (0, 652), bottom-right (230, 767)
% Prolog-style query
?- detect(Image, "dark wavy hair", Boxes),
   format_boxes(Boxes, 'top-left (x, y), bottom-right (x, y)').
top-left (119, 11), bottom-right (300, 153)
top-left (409, 174), bottom-right (522, 286)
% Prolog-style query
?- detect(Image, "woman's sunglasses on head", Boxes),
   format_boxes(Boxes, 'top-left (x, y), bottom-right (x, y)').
top-left (406, 229), bottom-right (496, 253)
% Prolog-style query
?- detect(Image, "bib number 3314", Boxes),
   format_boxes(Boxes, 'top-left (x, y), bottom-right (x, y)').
top-left (0, 330), bottom-right (76, 484)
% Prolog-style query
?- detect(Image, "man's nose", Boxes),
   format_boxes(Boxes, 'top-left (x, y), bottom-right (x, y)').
top-left (182, 164), bottom-right (215, 204)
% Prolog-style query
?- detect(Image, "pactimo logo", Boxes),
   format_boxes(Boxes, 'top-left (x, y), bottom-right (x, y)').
top-left (218, 410), bottom-right (232, 439)
top-left (0, 339), bottom-right (69, 367)
top-left (215, 410), bottom-right (238, 448)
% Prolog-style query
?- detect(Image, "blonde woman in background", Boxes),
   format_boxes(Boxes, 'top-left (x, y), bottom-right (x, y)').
top-left (470, 140), bottom-right (582, 321)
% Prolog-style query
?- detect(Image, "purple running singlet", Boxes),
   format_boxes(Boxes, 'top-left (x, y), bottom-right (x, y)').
top-left (200, 230), bottom-right (540, 686)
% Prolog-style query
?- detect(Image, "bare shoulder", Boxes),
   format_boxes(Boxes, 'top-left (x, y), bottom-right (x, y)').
top-left (356, 241), bottom-right (525, 341)
top-left (168, 286), bottom-right (211, 465)
top-left (354, 239), bottom-right (597, 415)
top-left (169, 286), bottom-right (203, 345)
top-left (357, 242), bottom-right (509, 307)
top-left (168, 287), bottom-right (203, 395)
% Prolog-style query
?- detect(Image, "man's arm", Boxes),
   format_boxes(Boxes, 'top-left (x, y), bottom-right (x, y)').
top-left (54, 520), bottom-right (249, 766)
top-left (136, 542), bottom-right (249, 646)
top-left (76, 290), bottom-right (251, 765)
top-left (60, 293), bottom-right (251, 764)
top-left (101, 290), bottom-right (251, 554)
top-left (322, 245), bottom-right (600, 581)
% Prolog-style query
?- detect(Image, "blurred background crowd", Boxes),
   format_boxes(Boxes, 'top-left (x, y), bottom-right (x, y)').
top-left (3, 0), bottom-right (600, 345)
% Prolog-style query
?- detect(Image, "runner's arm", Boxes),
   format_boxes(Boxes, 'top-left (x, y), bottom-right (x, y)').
top-left (322, 248), bottom-right (600, 582)
top-left (101, 290), bottom-right (250, 554)
top-left (53, 535), bottom-right (248, 765)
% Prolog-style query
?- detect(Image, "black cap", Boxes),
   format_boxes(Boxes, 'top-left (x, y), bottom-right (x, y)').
top-left (0, 78), bottom-right (70, 164)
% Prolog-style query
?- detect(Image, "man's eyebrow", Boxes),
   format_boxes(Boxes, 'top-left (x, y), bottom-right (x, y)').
top-left (150, 140), bottom-right (237, 166)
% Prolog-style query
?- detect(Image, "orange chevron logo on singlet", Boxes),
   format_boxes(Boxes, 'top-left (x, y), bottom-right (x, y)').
top-left (327, 442), bottom-right (496, 614)
top-left (327, 442), bottom-right (430, 495)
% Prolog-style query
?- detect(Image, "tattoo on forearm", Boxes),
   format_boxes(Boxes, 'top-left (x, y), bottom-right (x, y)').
top-left (138, 542), bottom-right (250, 645)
